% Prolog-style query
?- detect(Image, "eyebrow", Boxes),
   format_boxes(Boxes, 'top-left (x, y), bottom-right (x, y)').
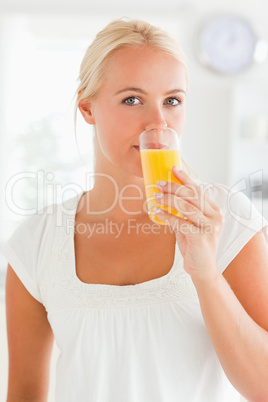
top-left (114, 87), bottom-right (186, 96)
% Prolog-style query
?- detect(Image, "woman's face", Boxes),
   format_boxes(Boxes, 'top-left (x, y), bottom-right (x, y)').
top-left (87, 45), bottom-right (187, 178)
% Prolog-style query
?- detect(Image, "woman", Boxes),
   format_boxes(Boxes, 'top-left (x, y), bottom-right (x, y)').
top-left (3, 18), bottom-right (268, 402)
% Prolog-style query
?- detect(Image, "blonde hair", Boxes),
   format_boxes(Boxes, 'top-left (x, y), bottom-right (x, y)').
top-left (74, 17), bottom-right (197, 178)
top-left (75, 18), bottom-right (188, 108)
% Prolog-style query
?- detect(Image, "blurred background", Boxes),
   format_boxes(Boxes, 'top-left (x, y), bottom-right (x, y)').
top-left (0, 0), bottom-right (268, 400)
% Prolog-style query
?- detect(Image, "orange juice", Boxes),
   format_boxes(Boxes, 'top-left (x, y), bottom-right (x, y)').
top-left (140, 149), bottom-right (182, 224)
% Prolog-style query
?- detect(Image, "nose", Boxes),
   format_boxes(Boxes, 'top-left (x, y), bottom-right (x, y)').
top-left (143, 105), bottom-right (168, 131)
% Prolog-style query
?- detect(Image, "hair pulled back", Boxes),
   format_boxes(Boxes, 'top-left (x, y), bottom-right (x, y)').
top-left (75, 18), bottom-right (188, 111)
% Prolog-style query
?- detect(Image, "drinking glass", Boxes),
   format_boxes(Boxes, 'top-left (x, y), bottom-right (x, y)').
top-left (139, 127), bottom-right (183, 225)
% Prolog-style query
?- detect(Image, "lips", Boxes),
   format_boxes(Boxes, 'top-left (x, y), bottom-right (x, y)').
top-left (134, 145), bottom-right (140, 152)
top-left (144, 142), bottom-right (167, 149)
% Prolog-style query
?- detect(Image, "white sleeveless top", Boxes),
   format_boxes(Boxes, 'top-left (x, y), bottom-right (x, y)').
top-left (2, 181), bottom-right (268, 402)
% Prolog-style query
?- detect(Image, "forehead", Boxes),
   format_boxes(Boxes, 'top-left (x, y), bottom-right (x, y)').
top-left (103, 46), bottom-right (187, 93)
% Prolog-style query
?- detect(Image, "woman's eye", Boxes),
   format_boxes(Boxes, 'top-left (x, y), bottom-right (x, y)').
top-left (165, 98), bottom-right (181, 106)
top-left (124, 97), bottom-right (140, 105)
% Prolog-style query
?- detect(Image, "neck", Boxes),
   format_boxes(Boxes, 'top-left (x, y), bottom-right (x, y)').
top-left (84, 160), bottom-right (148, 224)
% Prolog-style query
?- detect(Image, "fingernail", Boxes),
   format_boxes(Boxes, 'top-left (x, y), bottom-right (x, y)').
top-left (154, 192), bottom-right (163, 199)
top-left (173, 166), bottom-right (181, 173)
top-left (157, 180), bottom-right (167, 186)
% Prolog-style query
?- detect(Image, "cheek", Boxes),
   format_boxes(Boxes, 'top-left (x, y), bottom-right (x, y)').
top-left (95, 102), bottom-right (131, 133)
top-left (95, 105), bottom-right (137, 145)
top-left (94, 108), bottom-right (115, 142)
top-left (117, 112), bottom-right (134, 127)
top-left (94, 109), bottom-right (126, 158)
top-left (180, 110), bottom-right (186, 128)
top-left (174, 109), bottom-right (186, 136)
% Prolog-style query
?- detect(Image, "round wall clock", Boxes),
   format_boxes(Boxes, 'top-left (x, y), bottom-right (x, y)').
top-left (196, 15), bottom-right (267, 74)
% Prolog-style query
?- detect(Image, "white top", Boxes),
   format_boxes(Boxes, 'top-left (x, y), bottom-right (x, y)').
top-left (2, 181), bottom-right (268, 402)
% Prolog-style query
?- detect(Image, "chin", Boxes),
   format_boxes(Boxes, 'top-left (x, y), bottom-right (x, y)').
top-left (134, 171), bottom-right (144, 179)
top-left (122, 164), bottom-right (144, 179)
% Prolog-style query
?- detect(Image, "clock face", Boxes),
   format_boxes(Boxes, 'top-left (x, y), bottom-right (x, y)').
top-left (198, 15), bottom-right (258, 73)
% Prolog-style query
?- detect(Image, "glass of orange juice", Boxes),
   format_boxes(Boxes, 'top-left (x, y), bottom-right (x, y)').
top-left (139, 127), bottom-right (183, 225)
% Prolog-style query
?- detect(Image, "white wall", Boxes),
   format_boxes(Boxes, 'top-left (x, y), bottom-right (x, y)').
top-left (173, 1), bottom-right (268, 185)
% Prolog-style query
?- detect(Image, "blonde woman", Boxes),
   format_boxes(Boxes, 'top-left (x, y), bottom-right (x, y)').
top-left (3, 18), bottom-right (268, 402)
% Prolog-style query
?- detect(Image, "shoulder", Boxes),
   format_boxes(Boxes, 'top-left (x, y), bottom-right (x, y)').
top-left (195, 179), bottom-right (266, 228)
top-left (4, 191), bottom-right (83, 250)
top-left (195, 179), bottom-right (268, 273)
top-left (195, 179), bottom-right (245, 206)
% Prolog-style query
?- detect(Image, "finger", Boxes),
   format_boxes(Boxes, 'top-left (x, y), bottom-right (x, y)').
top-left (154, 192), bottom-right (205, 226)
top-left (156, 168), bottom-right (215, 216)
top-left (154, 207), bottom-right (214, 235)
top-left (171, 167), bottom-right (216, 208)
top-left (172, 165), bottom-right (196, 186)
top-left (154, 208), bottom-right (198, 234)
top-left (171, 168), bottom-right (223, 214)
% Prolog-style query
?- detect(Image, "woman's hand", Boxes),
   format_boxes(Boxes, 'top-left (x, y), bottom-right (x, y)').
top-left (155, 166), bottom-right (224, 281)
